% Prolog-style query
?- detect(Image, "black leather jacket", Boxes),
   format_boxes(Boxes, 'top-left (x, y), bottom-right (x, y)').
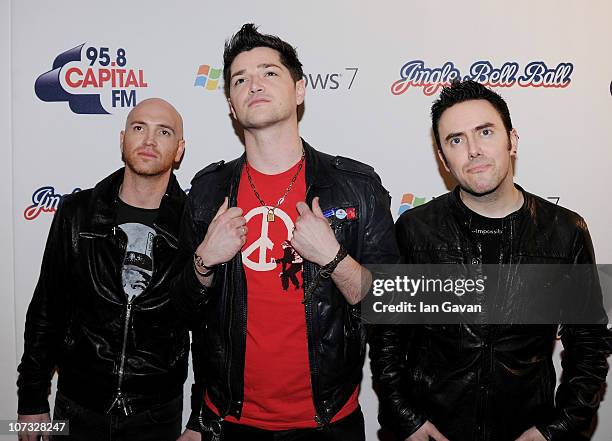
top-left (172, 140), bottom-right (399, 426)
top-left (17, 168), bottom-right (190, 415)
top-left (370, 186), bottom-right (611, 441)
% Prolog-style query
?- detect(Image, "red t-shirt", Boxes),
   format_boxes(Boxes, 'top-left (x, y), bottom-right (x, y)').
top-left (205, 160), bottom-right (358, 429)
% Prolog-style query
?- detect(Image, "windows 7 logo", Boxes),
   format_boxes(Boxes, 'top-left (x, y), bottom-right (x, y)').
top-left (194, 65), bottom-right (222, 90)
top-left (398, 193), bottom-right (427, 215)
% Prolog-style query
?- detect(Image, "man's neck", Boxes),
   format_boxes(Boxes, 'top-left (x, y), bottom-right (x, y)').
top-left (119, 169), bottom-right (170, 209)
top-left (460, 179), bottom-right (523, 218)
top-left (243, 123), bottom-right (303, 174)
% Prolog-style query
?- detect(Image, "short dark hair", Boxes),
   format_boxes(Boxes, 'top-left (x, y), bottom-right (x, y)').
top-left (431, 80), bottom-right (513, 150)
top-left (223, 24), bottom-right (304, 95)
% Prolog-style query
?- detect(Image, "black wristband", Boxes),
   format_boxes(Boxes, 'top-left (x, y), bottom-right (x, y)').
top-left (319, 245), bottom-right (348, 278)
top-left (194, 253), bottom-right (217, 278)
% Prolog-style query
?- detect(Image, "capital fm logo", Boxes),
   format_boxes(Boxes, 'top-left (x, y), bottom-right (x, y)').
top-left (24, 186), bottom-right (82, 220)
top-left (194, 64), bottom-right (222, 91)
top-left (303, 67), bottom-right (359, 91)
top-left (35, 43), bottom-right (148, 114)
top-left (391, 60), bottom-right (573, 96)
top-left (398, 193), bottom-right (428, 216)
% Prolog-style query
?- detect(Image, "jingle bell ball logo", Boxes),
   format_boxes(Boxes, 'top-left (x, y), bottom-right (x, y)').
top-left (391, 60), bottom-right (574, 96)
top-left (24, 186), bottom-right (82, 221)
top-left (35, 43), bottom-right (148, 114)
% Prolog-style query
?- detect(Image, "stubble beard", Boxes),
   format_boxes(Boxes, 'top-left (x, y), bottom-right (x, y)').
top-left (121, 147), bottom-right (174, 178)
top-left (460, 139), bottom-right (513, 197)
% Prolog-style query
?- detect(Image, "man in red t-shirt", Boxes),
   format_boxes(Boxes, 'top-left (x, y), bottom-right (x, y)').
top-left (176, 24), bottom-right (399, 441)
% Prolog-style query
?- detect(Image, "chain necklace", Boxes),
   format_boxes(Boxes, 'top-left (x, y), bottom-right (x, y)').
top-left (245, 149), bottom-right (305, 222)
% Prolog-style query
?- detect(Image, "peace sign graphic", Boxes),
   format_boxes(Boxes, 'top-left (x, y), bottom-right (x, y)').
top-left (242, 206), bottom-right (295, 271)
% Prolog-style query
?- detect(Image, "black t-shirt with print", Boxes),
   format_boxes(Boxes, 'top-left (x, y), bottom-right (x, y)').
top-left (115, 198), bottom-right (158, 301)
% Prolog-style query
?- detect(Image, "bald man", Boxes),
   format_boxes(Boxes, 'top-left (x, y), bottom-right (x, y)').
top-left (17, 98), bottom-right (192, 441)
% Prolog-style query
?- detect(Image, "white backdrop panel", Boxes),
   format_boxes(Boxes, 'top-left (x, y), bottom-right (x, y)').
top-left (6, 1), bottom-right (612, 440)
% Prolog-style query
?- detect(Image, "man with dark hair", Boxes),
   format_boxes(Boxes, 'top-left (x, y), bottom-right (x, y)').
top-left (370, 80), bottom-right (611, 441)
top-left (17, 98), bottom-right (196, 441)
top-left (173, 24), bottom-right (398, 441)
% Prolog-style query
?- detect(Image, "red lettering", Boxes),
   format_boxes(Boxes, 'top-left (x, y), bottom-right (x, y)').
top-left (82, 69), bottom-right (98, 87)
top-left (65, 67), bottom-right (83, 87)
top-left (138, 70), bottom-right (148, 87)
top-left (124, 70), bottom-right (138, 88)
top-left (98, 69), bottom-right (111, 87)
top-left (115, 69), bottom-right (126, 87)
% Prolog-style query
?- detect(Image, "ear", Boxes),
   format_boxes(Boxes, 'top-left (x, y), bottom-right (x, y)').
top-left (227, 97), bottom-right (237, 120)
top-left (120, 130), bottom-right (125, 154)
top-left (509, 128), bottom-right (518, 157)
top-left (174, 139), bottom-right (186, 163)
top-left (295, 78), bottom-right (305, 106)
top-left (437, 148), bottom-right (451, 173)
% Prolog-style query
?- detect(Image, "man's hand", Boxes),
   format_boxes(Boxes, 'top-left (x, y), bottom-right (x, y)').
top-left (515, 427), bottom-right (546, 441)
top-left (176, 428), bottom-right (201, 441)
top-left (406, 421), bottom-right (450, 441)
top-left (291, 197), bottom-right (339, 266)
top-left (195, 197), bottom-right (247, 269)
top-left (17, 413), bottom-right (50, 441)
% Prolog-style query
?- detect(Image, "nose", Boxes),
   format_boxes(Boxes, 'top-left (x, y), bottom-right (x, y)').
top-left (249, 76), bottom-right (264, 94)
top-left (467, 137), bottom-right (483, 159)
top-left (144, 129), bottom-right (156, 146)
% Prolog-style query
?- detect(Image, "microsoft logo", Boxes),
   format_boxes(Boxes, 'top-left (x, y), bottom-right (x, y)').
top-left (194, 65), bottom-right (222, 90)
top-left (398, 193), bottom-right (427, 216)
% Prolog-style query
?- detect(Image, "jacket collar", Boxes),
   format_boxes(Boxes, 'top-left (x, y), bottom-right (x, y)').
top-left (302, 139), bottom-right (333, 189)
top-left (449, 183), bottom-right (532, 229)
top-left (88, 168), bottom-right (185, 242)
top-left (227, 138), bottom-right (333, 204)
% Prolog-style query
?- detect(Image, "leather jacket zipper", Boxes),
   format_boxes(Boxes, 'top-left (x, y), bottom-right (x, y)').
top-left (303, 183), bottom-right (324, 426)
top-left (106, 225), bottom-right (134, 416)
top-left (107, 300), bottom-right (134, 415)
top-left (224, 178), bottom-right (239, 417)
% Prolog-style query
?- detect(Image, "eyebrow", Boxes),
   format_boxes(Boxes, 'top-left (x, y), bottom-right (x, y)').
top-left (230, 63), bottom-right (283, 80)
top-left (129, 121), bottom-right (175, 134)
top-left (444, 122), bottom-right (496, 142)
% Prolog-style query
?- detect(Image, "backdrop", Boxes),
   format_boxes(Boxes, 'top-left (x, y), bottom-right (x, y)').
top-left (3, 0), bottom-right (612, 439)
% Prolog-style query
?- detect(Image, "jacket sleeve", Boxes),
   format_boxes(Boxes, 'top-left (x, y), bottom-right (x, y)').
top-left (359, 178), bottom-right (400, 266)
top-left (537, 219), bottom-right (612, 441)
top-left (17, 201), bottom-right (70, 415)
top-left (170, 193), bottom-right (214, 323)
top-left (369, 219), bottom-right (426, 439)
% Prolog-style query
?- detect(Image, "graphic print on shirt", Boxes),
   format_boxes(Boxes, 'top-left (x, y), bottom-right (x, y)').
top-left (241, 206), bottom-right (303, 291)
top-left (119, 222), bottom-right (156, 301)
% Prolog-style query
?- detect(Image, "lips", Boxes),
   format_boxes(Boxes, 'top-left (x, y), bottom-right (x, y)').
top-left (466, 163), bottom-right (491, 174)
top-left (137, 149), bottom-right (158, 159)
top-left (248, 97), bottom-right (271, 107)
